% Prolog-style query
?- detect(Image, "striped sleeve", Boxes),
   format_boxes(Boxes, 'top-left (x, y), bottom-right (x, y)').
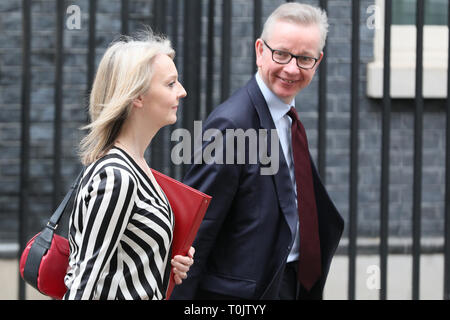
top-left (64, 166), bottom-right (137, 300)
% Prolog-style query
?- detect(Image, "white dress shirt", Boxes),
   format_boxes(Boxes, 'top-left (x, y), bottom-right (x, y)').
top-left (255, 73), bottom-right (300, 263)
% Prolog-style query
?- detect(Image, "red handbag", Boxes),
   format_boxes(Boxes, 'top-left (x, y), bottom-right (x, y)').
top-left (19, 233), bottom-right (70, 299)
top-left (19, 171), bottom-right (83, 300)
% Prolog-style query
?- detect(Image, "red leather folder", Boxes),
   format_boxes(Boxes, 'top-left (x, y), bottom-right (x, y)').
top-left (151, 169), bottom-right (212, 300)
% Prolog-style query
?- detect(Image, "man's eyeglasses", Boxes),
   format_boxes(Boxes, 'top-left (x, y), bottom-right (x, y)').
top-left (262, 40), bottom-right (319, 70)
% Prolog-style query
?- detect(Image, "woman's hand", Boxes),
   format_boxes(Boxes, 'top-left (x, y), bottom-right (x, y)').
top-left (171, 247), bottom-right (195, 285)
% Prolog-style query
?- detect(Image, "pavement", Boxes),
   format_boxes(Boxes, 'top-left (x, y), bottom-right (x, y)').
top-left (324, 253), bottom-right (444, 300)
top-left (0, 253), bottom-right (445, 300)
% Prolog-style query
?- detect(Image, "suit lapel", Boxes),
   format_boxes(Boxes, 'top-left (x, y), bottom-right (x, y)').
top-left (245, 76), bottom-right (298, 242)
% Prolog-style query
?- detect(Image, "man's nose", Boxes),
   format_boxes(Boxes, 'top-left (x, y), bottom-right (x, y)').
top-left (283, 58), bottom-right (300, 74)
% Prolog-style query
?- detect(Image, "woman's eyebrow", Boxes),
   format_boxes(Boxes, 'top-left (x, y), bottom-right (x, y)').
top-left (165, 73), bottom-right (178, 80)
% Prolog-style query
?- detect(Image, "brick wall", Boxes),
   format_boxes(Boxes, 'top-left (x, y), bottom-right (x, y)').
top-left (0, 0), bottom-right (447, 249)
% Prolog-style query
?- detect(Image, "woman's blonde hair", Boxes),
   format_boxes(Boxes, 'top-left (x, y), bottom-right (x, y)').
top-left (79, 29), bottom-right (175, 165)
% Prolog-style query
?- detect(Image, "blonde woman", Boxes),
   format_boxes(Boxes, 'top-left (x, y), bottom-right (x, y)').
top-left (63, 30), bottom-right (193, 300)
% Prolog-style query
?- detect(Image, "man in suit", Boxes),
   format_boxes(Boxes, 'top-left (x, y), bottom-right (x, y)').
top-left (171, 2), bottom-right (344, 300)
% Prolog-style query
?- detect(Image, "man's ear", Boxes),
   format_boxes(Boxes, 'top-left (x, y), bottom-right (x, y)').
top-left (315, 51), bottom-right (324, 69)
top-left (132, 95), bottom-right (144, 109)
top-left (255, 38), bottom-right (264, 68)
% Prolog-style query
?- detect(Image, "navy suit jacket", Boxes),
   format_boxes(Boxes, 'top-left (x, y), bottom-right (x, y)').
top-left (170, 76), bottom-right (344, 300)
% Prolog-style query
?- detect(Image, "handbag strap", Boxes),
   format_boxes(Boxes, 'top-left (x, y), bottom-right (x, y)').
top-left (47, 169), bottom-right (84, 229)
top-left (23, 169), bottom-right (84, 291)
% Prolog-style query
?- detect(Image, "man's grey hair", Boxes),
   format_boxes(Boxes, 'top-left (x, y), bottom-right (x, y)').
top-left (260, 2), bottom-right (329, 53)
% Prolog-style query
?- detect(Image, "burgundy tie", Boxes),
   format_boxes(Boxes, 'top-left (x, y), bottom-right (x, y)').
top-left (287, 107), bottom-right (321, 291)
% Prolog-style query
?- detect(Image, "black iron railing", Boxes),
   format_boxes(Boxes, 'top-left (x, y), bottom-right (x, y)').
top-left (13, 0), bottom-right (450, 300)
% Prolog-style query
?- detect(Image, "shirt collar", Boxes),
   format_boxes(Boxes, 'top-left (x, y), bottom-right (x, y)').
top-left (255, 72), bottom-right (295, 123)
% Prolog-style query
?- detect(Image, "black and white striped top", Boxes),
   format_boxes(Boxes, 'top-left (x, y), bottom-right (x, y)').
top-left (64, 147), bottom-right (174, 300)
